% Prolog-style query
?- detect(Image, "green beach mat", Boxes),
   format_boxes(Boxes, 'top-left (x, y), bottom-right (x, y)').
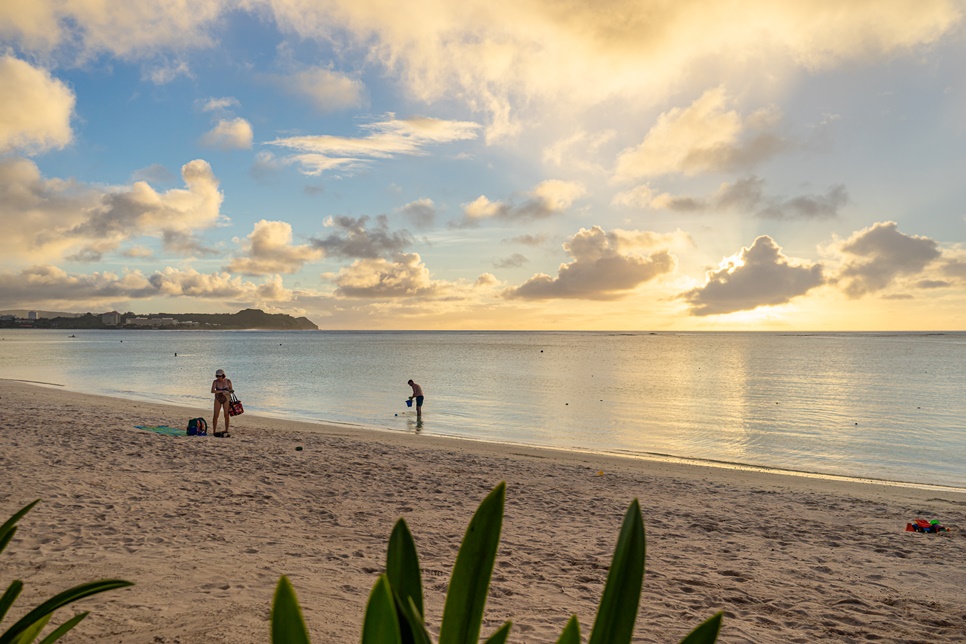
top-left (135, 425), bottom-right (187, 436)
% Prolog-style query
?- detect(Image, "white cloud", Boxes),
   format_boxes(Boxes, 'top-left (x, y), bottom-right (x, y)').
top-left (504, 226), bottom-right (677, 300)
top-left (680, 236), bottom-right (824, 316)
top-left (0, 265), bottom-right (294, 310)
top-left (228, 220), bottom-right (323, 276)
top-left (0, 56), bottom-right (74, 155)
top-left (2, 1), bottom-right (958, 134)
top-left (201, 96), bottom-right (239, 112)
top-left (0, 158), bottom-right (223, 264)
top-left (269, 114), bottom-right (481, 175)
top-left (614, 88), bottom-right (787, 181)
top-left (459, 180), bottom-right (584, 225)
top-left (200, 118), bottom-right (254, 150)
top-left (145, 59), bottom-right (192, 84)
top-left (334, 252), bottom-right (439, 298)
top-left (283, 67), bottom-right (366, 112)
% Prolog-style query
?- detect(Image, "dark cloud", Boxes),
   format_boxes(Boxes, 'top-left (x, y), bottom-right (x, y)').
top-left (756, 185), bottom-right (847, 220)
top-left (493, 253), bottom-right (528, 269)
top-left (311, 214), bottom-right (414, 259)
top-left (650, 176), bottom-right (847, 220)
top-left (399, 198), bottom-right (436, 228)
top-left (504, 226), bottom-right (675, 300)
top-left (680, 235), bottom-right (824, 316)
top-left (506, 234), bottom-right (549, 246)
top-left (835, 222), bottom-right (940, 298)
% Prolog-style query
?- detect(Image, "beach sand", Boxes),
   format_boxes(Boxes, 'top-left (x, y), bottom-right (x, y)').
top-left (1, 379), bottom-right (964, 643)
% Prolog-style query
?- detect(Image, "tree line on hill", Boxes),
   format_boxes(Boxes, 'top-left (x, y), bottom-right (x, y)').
top-left (0, 308), bottom-right (318, 330)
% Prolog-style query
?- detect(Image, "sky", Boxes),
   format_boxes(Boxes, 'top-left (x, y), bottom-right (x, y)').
top-left (2, 0), bottom-right (966, 331)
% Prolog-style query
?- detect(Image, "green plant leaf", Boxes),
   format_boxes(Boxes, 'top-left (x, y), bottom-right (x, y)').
top-left (1, 581), bottom-right (24, 623)
top-left (556, 616), bottom-right (581, 644)
top-left (362, 575), bottom-right (401, 644)
top-left (386, 519), bottom-right (424, 619)
top-left (438, 481), bottom-right (506, 644)
top-left (0, 580), bottom-right (132, 644)
top-left (678, 612), bottom-right (722, 644)
top-left (0, 501), bottom-right (40, 556)
top-left (390, 593), bottom-right (432, 644)
top-left (587, 498), bottom-right (645, 644)
top-left (270, 576), bottom-right (309, 644)
top-left (10, 613), bottom-right (49, 644)
top-left (483, 621), bottom-right (512, 643)
top-left (37, 612), bottom-right (88, 644)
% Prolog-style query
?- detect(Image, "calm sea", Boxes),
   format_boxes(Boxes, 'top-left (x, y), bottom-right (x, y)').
top-left (1, 329), bottom-right (964, 489)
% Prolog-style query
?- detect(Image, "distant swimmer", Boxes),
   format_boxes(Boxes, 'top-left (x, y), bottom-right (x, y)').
top-left (407, 379), bottom-right (424, 423)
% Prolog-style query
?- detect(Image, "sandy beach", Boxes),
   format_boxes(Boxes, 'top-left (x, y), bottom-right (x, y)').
top-left (1, 379), bottom-right (964, 643)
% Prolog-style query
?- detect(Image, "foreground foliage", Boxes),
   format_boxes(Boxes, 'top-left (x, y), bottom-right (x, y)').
top-left (0, 500), bottom-right (133, 644)
top-left (271, 482), bottom-right (722, 642)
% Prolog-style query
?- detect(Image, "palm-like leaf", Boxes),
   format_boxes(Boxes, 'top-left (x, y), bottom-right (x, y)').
top-left (362, 575), bottom-right (401, 644)
top-left (438, 482), bottom-right (506, 644)
top-left (270, 576), bottom-right (310, 644)
top-left (588, 499), bottom-right (645, 644)
top-left (679, 612), bottom-right (723, 644)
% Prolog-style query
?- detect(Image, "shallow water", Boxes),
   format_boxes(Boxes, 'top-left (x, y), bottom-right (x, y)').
top-left (1, 329), bottom-right (964, 488)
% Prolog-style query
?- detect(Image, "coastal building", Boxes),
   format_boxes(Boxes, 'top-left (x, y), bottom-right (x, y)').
top-left (102, 311), bottom-right (121, 326)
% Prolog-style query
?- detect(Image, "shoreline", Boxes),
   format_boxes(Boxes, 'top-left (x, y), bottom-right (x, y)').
top-left (9, 377), bottom-right (963, 494)
top-left (1, 379), bottom-right (965, 642)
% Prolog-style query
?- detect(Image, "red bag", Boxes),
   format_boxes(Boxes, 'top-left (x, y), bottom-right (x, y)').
top-left (228, 392), bottom-right (244, 416)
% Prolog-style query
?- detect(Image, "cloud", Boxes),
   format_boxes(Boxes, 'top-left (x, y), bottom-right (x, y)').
top-left (0, 56), bottom-right (74, 155)
top-left (833, 222), bottom-right (941, 298)
top-left (493, 253), bottom-right (528, 269)
top-left (504, 226), bottom-right (677, 300)
top-left (399, 198), bottom-right (437, 228)
top-left (144, 59), bottom-right (192, 84)
top-left (505, 233), bottom-right (550, 247)
top-left (0, 1), bottom-right (222, 59)
top-left (266, 1), bottom-right (961, 139)
top-left (268, 114), bottom-right (481, 175)
top-left (200, 118), bottom-right (253, 150)
top-left (680, 235), bottom-right (824, 316)
top-left (333, 252), bottom-right (439, 298)
top-left (228, 220), bottom-right (323, 276)
top-left (459, 180), bottom-right (585, 225)
top-left (0, 157), bottom-right (224, 264)
top-left (614, 88), bottom-right (787, 181)
top-left (2, 2), bottom-right (958, 136)
top-left (0, 264), bottom-right (294, 309)
top-left (64, 159), bottom-right (223, 257)
top-left (282, 67), bottom-right (366, 112)
top-left (634, 176), bottom-right (849, 220)
top-left (201, 96), bottom-right (239, 112)
top-left (311, 215), bottom-right (414, 259)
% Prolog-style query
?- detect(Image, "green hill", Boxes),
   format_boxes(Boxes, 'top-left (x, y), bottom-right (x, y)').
top-left (5, 309), bottom-right (318, 330)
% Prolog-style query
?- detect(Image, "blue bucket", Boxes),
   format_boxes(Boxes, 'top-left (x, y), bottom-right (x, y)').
top-left (405, 399), bottom-right (413, 407)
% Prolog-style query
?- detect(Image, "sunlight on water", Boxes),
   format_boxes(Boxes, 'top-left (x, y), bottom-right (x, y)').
top-left (1, 330), bottom-right (964, 488)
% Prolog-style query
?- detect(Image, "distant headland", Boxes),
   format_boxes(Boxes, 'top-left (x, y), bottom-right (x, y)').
top-left (0, 308), bottom-right (318, 331)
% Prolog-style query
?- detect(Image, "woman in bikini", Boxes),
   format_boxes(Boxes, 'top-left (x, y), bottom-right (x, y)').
top-left (211, 369), bottom-right (233, 436)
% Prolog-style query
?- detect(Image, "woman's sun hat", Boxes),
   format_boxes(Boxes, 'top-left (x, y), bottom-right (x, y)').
top-left (215, 369), bottom-right (225, 376)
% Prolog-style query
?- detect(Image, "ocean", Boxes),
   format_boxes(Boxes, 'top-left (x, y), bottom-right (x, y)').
top-left (1, 329), bottom-right (964, 489)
